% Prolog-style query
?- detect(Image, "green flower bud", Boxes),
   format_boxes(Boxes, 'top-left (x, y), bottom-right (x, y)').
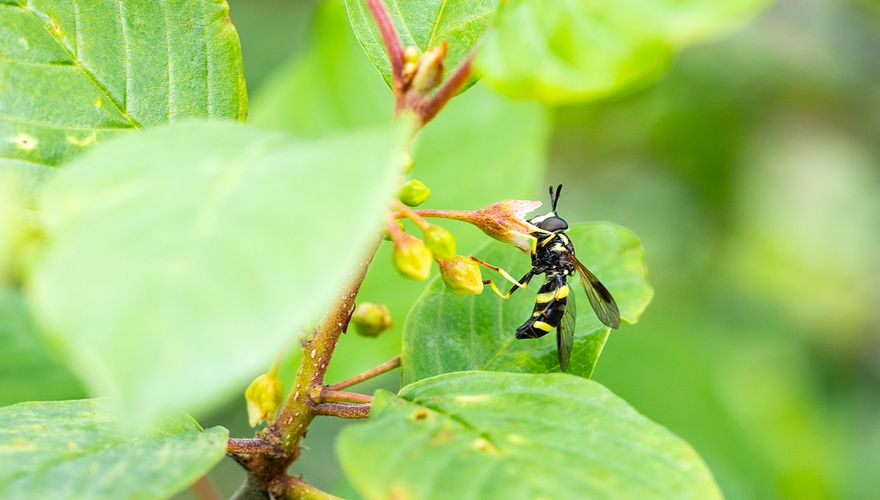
top-left (393, 233), bottom-right (433, 280)
top-left (423, 225), bottom-right (456, 260)
top-left (245, 369), bottom-right (283, 428)
top-left (398, 179), bottom-right (431, 207)
top-left (438, 256), bottom-right (484, 295)
top-left (351, 302), bottom-right (393, 338)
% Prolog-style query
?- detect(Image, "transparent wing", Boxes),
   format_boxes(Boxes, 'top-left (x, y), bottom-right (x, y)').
top-left (557, 290), bottom-right (576, 372)
top-left (572, 254), bottom-right (621, 329)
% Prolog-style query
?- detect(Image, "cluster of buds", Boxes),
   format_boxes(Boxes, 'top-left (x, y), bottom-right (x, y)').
top-left (244, 362), bottom-right (283, 428)
top-left (388, 198), bottom-right (481, 295)
top-left (388, 195), bottom-right (544, 296)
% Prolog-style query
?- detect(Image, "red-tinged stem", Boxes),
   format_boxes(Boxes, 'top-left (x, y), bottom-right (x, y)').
top-left (317, 390), bottom-right (373, 404)
top-left (409, 208), bottom-right (475, 222)
top-left (226, 437), bottom-right (280, 456)
top-left (310, 402), bottom-right (372, 419)
top-left (327, 355), bottom-right (401, 391)
top-left (366, 0), bottom-right (405, 96)
top-left (416, 50), bottom-right (475, 124)
top-left (269, 476), bottom-right (341, 500)
top-left (395, 201), bottom-right (431, 230)
top-left (386, 212), bottom-right (407, 245)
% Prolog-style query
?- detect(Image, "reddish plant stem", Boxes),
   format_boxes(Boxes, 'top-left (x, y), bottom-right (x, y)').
top-left (416, 50), bottom-right (475, 124)
top-left (366, 0), bottom-right (405, 98)
top-left (318, 390), bottom-right (373, 404)
top-left (408, 208), bottom-right (475, 222)
top-left (310, 402), bottom-right (372, 419)
top-left (327, 355), bottom-right (401, 391)
top-left (270, 476), bottom-right (342, 500)
top-left (231, 239), bottom-right (381, 497)
top-left (395, 201), bottom-right (431, 230)
top-left (226, 437), bottom-right (279, 456)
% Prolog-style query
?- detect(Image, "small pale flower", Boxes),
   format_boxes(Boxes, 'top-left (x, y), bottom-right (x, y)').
top-left (469, 200), bottom-right (543, 253)
top-left (245, 369), bottom-right (283, 428)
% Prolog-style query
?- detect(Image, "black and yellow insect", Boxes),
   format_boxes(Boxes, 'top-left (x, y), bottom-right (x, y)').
top-left (507, 185), bottom-right (621, 371)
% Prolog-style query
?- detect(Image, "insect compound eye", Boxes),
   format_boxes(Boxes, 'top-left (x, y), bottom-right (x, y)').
top-left (538, 217), bottom-right (568, 232)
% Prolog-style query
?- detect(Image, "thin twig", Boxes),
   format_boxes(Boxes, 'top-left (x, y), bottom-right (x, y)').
top-left (416, 49), bottom-right (476, 124)
top-left (226, 437), bottom-right (280, 456)
top-left (269, 475), bottom-right (342, 500)
top-left (409, 208), bottom-right (474, 221)
top-left (394, 201), bottom-right (431, 230)
top-left (317, 390), bottom-right (373, 404)
top-left (366, 0), bottom-right (405, 95)
top-left (327, 355), bottom-right (401, 391)
top-left (310, 401), bottom-right (372, 419)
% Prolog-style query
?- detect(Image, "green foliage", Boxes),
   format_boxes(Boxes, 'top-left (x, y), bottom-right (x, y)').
top-left (475, 0), bottom-right (770, 103)
top-left (338, 371), bottom-right (722, 499)
top-left (0, 399), bottom-right (227, 499)
top-left (29, 120), bottom-right (407, 428)
top-left (0, 0), bottom-right (247, 166)
top-left (0, 289), bottom-right (83, 406)
top-left (344, 0), bottom-right (498, 88)
top-left (402, 223), bottom-right (653, 384)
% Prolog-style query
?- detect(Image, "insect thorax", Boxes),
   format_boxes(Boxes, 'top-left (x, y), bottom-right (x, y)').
top-left (532, 231), bottom-right (575, 274)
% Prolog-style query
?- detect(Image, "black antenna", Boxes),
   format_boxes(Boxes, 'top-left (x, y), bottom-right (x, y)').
top-left (550, 184), bottom-right (563, 211)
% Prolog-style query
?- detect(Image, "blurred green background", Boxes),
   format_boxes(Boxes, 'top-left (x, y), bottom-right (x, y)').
top-left (9, 0), bottom-right (878, 497)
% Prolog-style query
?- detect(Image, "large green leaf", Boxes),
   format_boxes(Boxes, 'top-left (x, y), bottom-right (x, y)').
top-left (29, 120), bottom-right (407, 428)
top-left (344, 0), bottom-right (498, 89)
top-left (0, 289), bottom-right (83, 406)
top-left (0, 398), bottom-right (227, 499)
top-left (474, 0), bottom-right (672, 104)
top-left (0, 0), bottom-right (247, 166)
top-left (474, 0), bottom-right (769, 104)
top-left (338, 371), bottom-right (722, 499)
top-left (402, 223), bottom-right (652, 385)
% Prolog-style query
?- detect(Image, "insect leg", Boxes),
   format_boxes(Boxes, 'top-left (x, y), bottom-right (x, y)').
top-left (470, 257), bottom-right (534, 299)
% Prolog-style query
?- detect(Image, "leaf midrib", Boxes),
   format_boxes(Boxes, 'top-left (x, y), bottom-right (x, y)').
top-left (10, 1), bottom-right (142, 128)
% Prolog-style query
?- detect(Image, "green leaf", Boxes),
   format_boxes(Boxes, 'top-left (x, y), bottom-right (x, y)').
top-left (29, 120), bottom-right (407, 427)
top-left (338, 371), bottom-right (722, 500)
top-left (0, 289), bottom-right (83, 406)
top-left (402, 223), bottom-right (652, 385)
top-left (641, 0), bottom-right (773, 46)
top-left (0, 0), bottom-right (247, 166)
top-left (0, 398), bottom-right (228, 499)
top-left (474, 0), bottom-right (673, 104)
top-left (474, 0), bottom-right (769, 104)
top-left (344, 0), bottom-right (499, 89)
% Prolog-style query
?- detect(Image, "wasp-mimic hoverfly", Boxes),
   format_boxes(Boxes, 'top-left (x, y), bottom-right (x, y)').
top-left (506, 185), bottom-right (620, 371)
